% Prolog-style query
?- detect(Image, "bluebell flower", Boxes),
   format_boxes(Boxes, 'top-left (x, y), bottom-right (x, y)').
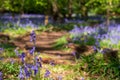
top-left (57, 76), bottom-right (62, 80)
top-left (50, 61), bottom-right (55, 66)
top-left (81, 77), bottom-right (84, 80)
top-left (44, 70), bottom-right (50, 78)
top-left (14, 49), bottom-right (19, 56)
top-left (24, 66), bottom-right (31, 78)
top-left (36, 61), bottom-right (42, 68)
top-left (31, 65), bottom-right (38, 76)
top-left (0, 48), bottom-right (3, 51)
top-left (0, 72), bottom-right (2, 76)
top-left (72, 51), bottom-right (76, 56)
top-left (30, 30), bottom-right (36, 42)
top-left (0, 48), bottom-right (3, 54)
top-left (39, 57), bottom-right (42, 62)
top-left (35, 57), bottom-right (42, 68)
top-left (21, 52), bottom-right (25, 63)
top-left (25, 64), bottom-right (33, 69)
top-left (92, 46), bottom-right (97, 52)
top-left (29, 46), bottom-right (35, 55)
top-left (10, 59), bottom-right (15, 64)
top-left (18, 66), bottom-right (24, 80)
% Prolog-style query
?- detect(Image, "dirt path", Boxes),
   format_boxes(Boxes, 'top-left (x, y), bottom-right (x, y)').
top-left (12, 31), bottom-right (75, 65)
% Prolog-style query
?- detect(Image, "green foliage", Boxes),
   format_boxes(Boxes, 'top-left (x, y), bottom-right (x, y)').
top-left (0, 43), bottom-right (16, 57)
top-left (0, 0), bottom-right (120, 18)
top-left (53, 36), bottom-right (68, 50)
top-left (0, 62), bottom-right (19, 79)
top-left (79, 53), bottom-right (120, 80)
top-left (3, 27), bottom-right (31, 37)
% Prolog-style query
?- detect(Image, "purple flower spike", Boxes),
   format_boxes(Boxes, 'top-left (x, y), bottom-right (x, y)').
top-left (21, 52), bottom-right (25, 63)
top-left (24, 66), bottom-right (31, 78)
top-left (50, 61), bottom-right (55, 66)
top-left (30, 30), bottom-right (36, 42)
top-left (18, 66), bottom-right (24, 80)
top-left (37, 61), bottom-right (42, 68)
top-left (21, 52), bottom-right (25, 58)
top-left (10, 59), bottom-right (15, 64)
top-left (44, 70), bottom-right (50, 78)
top-left (29, 46), bottom-right (35, 55)
top-left (39, 57), bottom-right (42, 62)
top-left (31, 65), bottom-right (38, 76)
top-left (0, 48), bottom-right (3, 51)
top-left (81, 77), bottom-right (85, 80)
top-left (58, 76), bottom-right (62, 80)
top-left (0, 48), bottom-right (4, 54)
top-left (35, 57), bottom-right (42, 67)
top-left (14, 49), bottom-right (19, 56)
top-left (92, 46), bottom-right (97, 52)
top-left (72, 51), bottom-right (76, 56)
top-left (0, 72), bottom-right (3, 80)
top-left (0, 72), bottom-right (2, 76)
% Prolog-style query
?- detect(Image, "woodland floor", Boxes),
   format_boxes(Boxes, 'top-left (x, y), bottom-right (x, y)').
top-left (7, 31), bottom-right (75, 65)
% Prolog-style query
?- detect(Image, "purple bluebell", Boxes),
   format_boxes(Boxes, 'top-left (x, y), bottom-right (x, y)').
top-left (0, 57), bottom-right (3, 60)
top-left (24, 66), bottom-right (31, 78)
top-left (0, 72), bottom-right (2, 80)
top-left (92, 46), bottom-right (97, 52)
top-left (29, 46), bottom-right (35, 55)
top-left (35, 57), bottom-right (42, 68)
top-left (50, 61), bottom-right (55, 66)
top-left (30, 30), bottom-right (36, 42)
top-left (31, 65), bottom-right (38, 76)
top-left (39, 57), bottom-right (42, 62)
top-left (10, 58), bottom-right (15, 64)
top-left (36, 61), bottom-right (42, 68)
top-left (20, 52), bottom-right (25, 63)
top-left (57, 76), bottom-right (62, 80)
top-left (18, 66), bottom-right (24, 80)
top-left (0, 48), bottom-right (3, 51)
top-left (25, 64), bottom-right (33, 69)
top-left (81, 77), bottom-right (85, 80)
top-left (0, 48), bottom-right (3, 54)
top-left (72, 51), bottom-right (76, 56)
top-left (44, 70), bottom-right (50, 78)
top-left (14, 49), bottom-right (20, 56)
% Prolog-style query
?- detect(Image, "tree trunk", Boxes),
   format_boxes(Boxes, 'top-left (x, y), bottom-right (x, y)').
top-left (44, 15), bottom-right (49, 25)
top-left (68, 0), bottom-right (72, 19)
top-left (106, 1), bottom-right (112, 27)
top-left (106, 9), bottom-right (110, 27)
top-left (51, 0), bottom-right (63, 23)
top-left (81, 6), bottom-right (88, 20)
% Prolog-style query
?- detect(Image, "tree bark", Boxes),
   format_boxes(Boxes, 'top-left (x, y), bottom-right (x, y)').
top-left (44, 15), bottom-right (49, 25)
top-left (106, 8), bottom-right (110, 27)
top-left (51, 0), bottom-right (63, 23)
top-left (81, 6), bottom-right (88, 19)
top-left (68, 0), bottom-right (72, 19)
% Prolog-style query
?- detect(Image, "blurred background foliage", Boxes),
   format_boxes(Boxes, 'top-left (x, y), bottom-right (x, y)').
top-left (0, 0), bottom-right (120, 21)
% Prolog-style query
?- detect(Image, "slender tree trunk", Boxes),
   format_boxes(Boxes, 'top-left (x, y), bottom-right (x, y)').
top-left (10, 0), bottom-right (15, 19)
top-left (80, 0), bottom-right (88, 20)
top-left (106, 1), bottom-right (111, 27)
top-left (17, 0), bottom-right (25, 26)
top-left (106, 9), bottom-right (110, 27)
top-left (81, 6), bottom-right (88, 19)
top-left (68, 0), bottom-right (72, 19)
top-left (52, 0), bottom-right (58, 22)
top-left (51, 0), bottom-right (63, 23)
top-left (44, 15), bottom-right (49, 25)
top-left (21, 0), bottom-right (24, 15)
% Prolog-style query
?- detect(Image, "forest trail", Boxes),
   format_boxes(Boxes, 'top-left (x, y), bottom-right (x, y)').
top-left (12, 31), bottom-right (75, 65)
